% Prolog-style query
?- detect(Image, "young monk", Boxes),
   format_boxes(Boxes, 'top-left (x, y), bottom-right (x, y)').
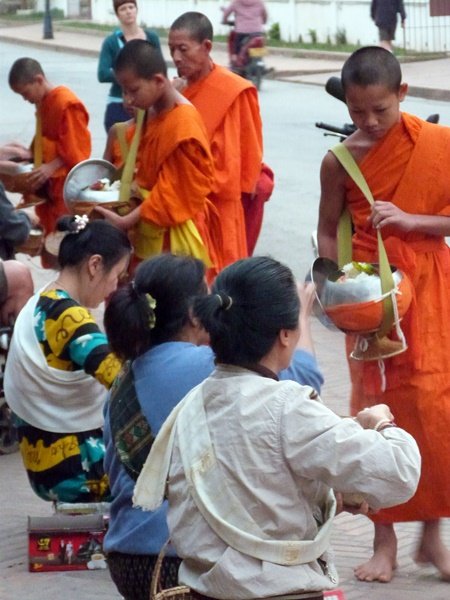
top-left (7, 58), bottom-right (91, 265)
top-left (317, 46), bottom-right (450, 583)
top-left (95, 39), bottom-right (220, 278)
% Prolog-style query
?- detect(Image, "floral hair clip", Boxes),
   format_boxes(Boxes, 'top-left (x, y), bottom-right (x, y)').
top-left (73, 214), bottom-right (89, 233)
top-left (145, 293), bottom-right (157, 330)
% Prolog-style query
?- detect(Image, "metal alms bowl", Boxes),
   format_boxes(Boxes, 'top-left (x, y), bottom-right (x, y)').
top-left (63, 158), bottom-right (120, 211)
top-left (310, 257), bottom-right (412, 334)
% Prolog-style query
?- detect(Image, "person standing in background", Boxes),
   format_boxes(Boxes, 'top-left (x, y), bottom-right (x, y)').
top-left (97, 0), bottom-right (161, 131)
top-left (370, 0), bottom-right (406, 52)
top-left (8, 58), bottom-right (91, 267)
top-left (222, 0), bottom-right (268, 63)
top-left (169, 12), bottom-right (268, 265)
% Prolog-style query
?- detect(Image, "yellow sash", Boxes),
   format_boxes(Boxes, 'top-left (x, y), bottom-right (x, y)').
top-left (119, 109), bottom-right (145, 203)
top-left (134, 194), bottom-right (211, 267)
top-left (34, 110), bottom-right (43, 168)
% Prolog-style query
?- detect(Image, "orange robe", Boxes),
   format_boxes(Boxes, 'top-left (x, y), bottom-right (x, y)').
top-left (345, 113), bottom-right (450, 522)
top-left (130, 103), bottom-right (220, 274)
top-left (183, 64), bottom-right (263, 268)
top-left (36, 86), bottom-right (91, 234)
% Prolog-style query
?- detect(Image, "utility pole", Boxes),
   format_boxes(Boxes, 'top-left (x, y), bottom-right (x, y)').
top-left (43, 0), bottom-right (54, 40)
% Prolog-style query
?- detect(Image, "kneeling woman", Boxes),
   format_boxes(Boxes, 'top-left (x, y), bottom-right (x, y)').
top-left (102, 253), bottom-right (322, 600)
top-left (5, 215), bottom-right (131, 503)
top-left (134, 256), bottom-right (421, 600)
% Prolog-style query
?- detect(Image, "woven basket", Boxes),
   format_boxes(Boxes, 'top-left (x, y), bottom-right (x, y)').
top-left (15, 227), bottom-right (44, 257)
top-left (69, 199), bottom-right (133, 217)
top-left (1, 170), bottom-right (37, 195)
top-left (150, 542), bottom-right (192, 600)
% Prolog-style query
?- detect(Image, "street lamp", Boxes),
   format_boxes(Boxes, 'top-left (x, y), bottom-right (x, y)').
top-left (43, 0), bottom-right (54, 40)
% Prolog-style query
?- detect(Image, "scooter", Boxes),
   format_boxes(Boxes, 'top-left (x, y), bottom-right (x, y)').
top-left (315, 76), bottom-right (440, 141)
top-left (223, 20), bottom-right (268, 90)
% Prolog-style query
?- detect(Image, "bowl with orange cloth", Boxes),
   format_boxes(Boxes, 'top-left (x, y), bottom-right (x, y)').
top-left (311, 257), bottom-right (413, 360)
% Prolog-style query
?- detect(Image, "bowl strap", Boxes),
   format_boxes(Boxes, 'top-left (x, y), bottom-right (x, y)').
top-left (330, 144), bottom-right (396, 338)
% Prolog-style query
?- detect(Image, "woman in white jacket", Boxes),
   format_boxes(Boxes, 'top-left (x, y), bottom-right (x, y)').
top-left (134, 255), bottom-right (421, 600)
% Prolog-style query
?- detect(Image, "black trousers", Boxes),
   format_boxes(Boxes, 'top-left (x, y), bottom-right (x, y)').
top-left (107, 551), bottom-right (182, 600)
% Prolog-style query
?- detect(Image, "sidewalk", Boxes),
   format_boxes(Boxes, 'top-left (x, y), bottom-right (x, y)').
top-left (1, 19), bottom-right (450, 600)
top-left (1, 21), bottom-right (450, 100)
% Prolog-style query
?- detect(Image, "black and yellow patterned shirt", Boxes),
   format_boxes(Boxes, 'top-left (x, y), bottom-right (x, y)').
top-left (34, 289), bottom-right (121, 389)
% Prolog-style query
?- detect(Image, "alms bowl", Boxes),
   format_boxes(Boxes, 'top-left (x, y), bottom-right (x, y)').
top-left (310, 257), bottom-right (412, 334)
top-left (63, 158), bottom-right (121, 212)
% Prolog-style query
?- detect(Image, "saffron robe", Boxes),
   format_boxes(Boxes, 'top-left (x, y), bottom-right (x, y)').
top-left (344, 113), bottom-right (450, 522)
top-left (131, 103), bottom-right (220, 273)
top-left (35, 86), bottom-right (91, 234)
top-left (183, 64), bottom-right (263, 268)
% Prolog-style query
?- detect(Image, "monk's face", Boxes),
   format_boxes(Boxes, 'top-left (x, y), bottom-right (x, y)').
top-left (345, 83), bottom-right (407, 140)
top-left (117, 68), bottom-right (162, 111)
top-left (11, 76), bottom-right (46, 105)
top-left (168, 28), bottom-right (213, 84)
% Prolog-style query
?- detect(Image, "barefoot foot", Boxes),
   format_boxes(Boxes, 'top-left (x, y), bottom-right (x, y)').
top-left (354, 522), bottom-right (397, 582)
top-left (354, 552), bottom-right (397, 582)
top-left (415, 521), bottom-right (450, 581)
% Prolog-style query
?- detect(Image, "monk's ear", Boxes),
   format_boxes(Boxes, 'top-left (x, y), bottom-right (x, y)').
top-left (153, 73), bottom-right (166, 87)
top-left (201, 39), bottom-right (212, 54)
top-left (398, 83), bottom-right (408, 102)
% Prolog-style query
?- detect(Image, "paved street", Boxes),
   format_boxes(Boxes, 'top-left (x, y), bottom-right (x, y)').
top-left (1, 22), bottom-right (450, 600)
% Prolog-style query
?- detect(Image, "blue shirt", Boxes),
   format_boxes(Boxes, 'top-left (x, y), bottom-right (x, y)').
top-left (103, 343), bottom-right (323, 555)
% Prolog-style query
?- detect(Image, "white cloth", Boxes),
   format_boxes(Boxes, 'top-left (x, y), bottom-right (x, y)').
top-left (4, 291), bottom-right (107, 433)
top-left (135, 378), bottom-right (336, 566)
top-left (135, 365), bottom-right (421, 599)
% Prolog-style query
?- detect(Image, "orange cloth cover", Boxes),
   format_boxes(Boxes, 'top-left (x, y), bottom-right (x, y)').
top-left (344, 113), bottom-right (450, 522)
top-left (131, 103), bottom-right (220, 273)
top-left (183, 64), bottom-right (263, 268)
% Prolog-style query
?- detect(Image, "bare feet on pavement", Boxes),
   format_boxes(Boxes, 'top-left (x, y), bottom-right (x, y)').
top-left (415, 520), bottom-right (450, 581)
top-left (354, 523), bottom-right (397, 582)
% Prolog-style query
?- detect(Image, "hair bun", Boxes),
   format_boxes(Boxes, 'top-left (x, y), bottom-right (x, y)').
top-left (215, 292), bottom-right (233, 311)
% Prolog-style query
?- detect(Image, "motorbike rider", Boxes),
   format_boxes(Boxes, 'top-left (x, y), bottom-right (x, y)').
top-left (221, 0), bottom-right (268, 64)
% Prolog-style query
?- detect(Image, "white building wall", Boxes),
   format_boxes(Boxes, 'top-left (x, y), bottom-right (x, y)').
top-left (37, 0), bottom-right (450, 52)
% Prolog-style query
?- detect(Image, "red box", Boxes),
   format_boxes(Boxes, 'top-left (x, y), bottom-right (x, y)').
top-left (324, 591), bottom-right (346, 600)
top-left (28, 514), bottom-right (107, 573)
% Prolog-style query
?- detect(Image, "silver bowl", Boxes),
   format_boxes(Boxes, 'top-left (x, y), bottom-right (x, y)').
top-left (63, 158), bottom-right (120, 212)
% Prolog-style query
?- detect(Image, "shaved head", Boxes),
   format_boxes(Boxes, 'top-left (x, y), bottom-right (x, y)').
top-left (341, 46), bottom-right (402, 95)
top-left (9, 57), bottom-right (44, 87)
top-left (115, 39), bottom-right (167, 78)
top-left (170, 11), bottom-right (213, 43)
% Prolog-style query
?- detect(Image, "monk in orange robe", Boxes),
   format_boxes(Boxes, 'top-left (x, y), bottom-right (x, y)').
top-left (8, 58), bottom-right (91, 240)
top-left (318, 47), bottom-right (450, 584)
top-left (169, 12), bottom-right (266, 266)
top-left (95, 39), bottom-right (220, 279)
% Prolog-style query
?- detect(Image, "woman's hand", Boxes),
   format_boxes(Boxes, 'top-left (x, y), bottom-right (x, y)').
top-left (335, 491), bottom-right (371, 516)
top-left (356, 404), bottom-right (394, 430)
